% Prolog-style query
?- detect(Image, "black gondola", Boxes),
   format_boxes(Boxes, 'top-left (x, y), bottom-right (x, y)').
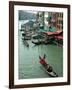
top-left (39, 55), bottom-right (58, 77)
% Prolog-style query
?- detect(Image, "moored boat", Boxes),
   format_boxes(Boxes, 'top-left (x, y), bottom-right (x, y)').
top-left (32, 40), bottom-right (52, 45)
top-left (23, 40), bottom-right (29, 47)
top-left (32, 40), bottom-right (43, 45)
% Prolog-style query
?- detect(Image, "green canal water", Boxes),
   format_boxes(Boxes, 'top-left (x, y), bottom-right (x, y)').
top-left (18, 31), bottom-right (63, 79)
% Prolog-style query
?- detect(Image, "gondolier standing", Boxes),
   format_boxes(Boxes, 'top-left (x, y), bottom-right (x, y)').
top-left (39, 54), bottom-right (47, 66)
top-left (39, 54), bottom-right (53, 72)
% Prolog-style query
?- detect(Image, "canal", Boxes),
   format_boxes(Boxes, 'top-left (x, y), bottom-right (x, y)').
top-left (18, 30), bottom-right (63, 79)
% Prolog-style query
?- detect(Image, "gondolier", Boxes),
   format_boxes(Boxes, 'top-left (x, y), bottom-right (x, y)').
top-left (39, 55), bottom-right (53, 72)
top-left (39, 54), bottom-right (47, 67)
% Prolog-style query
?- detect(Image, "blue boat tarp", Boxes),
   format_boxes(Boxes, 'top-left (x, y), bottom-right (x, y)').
top-left (49, 27), bottom-right (57, 32)
top-left (38, 29), bottom-right (49, 33)
top-left (38, 27), bottom-right (57, 33)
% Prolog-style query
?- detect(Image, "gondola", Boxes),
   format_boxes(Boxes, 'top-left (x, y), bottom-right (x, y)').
top-left (32, 40), bottom-right (43, 45)
top-left (39, 55), bottom-right (58, 77)
top-left (32, 40), bottom-right (52, 45)
top-left (23, 40), bottom-right (29, 47)
top-left (41, 64), bottom-right (58, 77)
top-left (22, 36), bottom-right (31, 40)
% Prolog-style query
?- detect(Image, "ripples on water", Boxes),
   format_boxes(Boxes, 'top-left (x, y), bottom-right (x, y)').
top-left (18, 30), bottom-right (63, 79)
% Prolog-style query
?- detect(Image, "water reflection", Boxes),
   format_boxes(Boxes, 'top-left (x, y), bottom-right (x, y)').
top-left (18, 30), bottom-right (63, 79)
